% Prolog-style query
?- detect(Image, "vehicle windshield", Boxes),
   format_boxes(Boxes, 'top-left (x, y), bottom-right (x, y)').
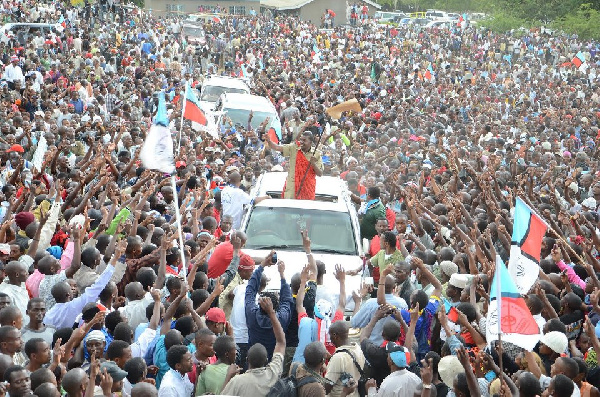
top-left (201, 86), bottom-right (248, 103)
top-left (183, 26), bottom-right (204, 38)
top-left (222, 108), bottom-right (276, 129)
top-left (244, 206), bottom-right (357, 255)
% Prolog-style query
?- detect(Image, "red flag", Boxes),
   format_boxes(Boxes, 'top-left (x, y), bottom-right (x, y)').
top-left (183, 84), bottom-right (207, 126)
top-left (267, 127), bottom-right (279, 144)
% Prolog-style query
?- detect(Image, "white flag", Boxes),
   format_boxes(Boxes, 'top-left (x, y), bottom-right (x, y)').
top-left (140, 123), bottom-right (175, 174)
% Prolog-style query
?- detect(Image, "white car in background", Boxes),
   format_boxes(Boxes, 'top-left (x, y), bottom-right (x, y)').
top-left (199, 76), bottom-right (250, 113)
top-left (241, 172), bottom-right (364, 313)
top-left (213, 93), bottom-right (281, 139)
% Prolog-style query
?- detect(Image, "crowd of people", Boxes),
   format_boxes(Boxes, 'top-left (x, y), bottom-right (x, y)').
top-left (0, 1), bottom-right (598, 397)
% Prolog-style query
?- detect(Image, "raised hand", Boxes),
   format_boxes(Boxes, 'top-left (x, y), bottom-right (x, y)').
top-left (301, 229), bottom-right (311, 252)
top-left (334, 264), bottom-right (346, 283)
top-left (259, 296), bottom-right (274, 314)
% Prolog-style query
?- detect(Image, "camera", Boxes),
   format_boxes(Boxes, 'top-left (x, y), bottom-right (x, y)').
top-left (339, 372), bottom-right (354, 387)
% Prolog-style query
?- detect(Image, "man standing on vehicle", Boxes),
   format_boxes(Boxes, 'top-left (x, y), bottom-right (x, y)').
top-left (264, 129), bottom-right (325, 200)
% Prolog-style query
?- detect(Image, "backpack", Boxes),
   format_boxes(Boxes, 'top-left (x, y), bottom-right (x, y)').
top-left (266, 362), bottom-right (319, 397)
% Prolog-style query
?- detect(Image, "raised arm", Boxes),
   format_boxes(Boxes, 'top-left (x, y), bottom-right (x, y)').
top-left (334, 264), bottom-right (347, 314)
top-left (359, 304), bottom-right (388, 342)
top-left (160, 284), bottom-right (187, 335)
top-left (260, 296), bottom-right (286, 355)
top-left (148, 288), bottom-right (162, 330)
top-left (264, 133), bottom-right (284, 152)
top-left (412, 257), bottom-right (442, 297)
top-left (456, 346), bottom-right (481, 397)
top-left (296, 265), bottom-right (309, 316)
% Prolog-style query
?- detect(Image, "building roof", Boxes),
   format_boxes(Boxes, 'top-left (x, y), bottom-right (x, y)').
top-left (260, 0), bottom-right (313, 10)
top-left (260, 0), bottom-right (381, 10)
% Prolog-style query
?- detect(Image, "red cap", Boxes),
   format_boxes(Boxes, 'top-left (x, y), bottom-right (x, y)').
top-left (175, 161), bottom-right (186, 168)
top-left (205, 307), bottom-right (226, 323)
top-left (6, 144), bottom-right (24, 153)
top-left (239, 253), bottom-right (255, 271)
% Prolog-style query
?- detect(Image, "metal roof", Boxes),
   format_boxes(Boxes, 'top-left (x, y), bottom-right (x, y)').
top-left (260, 0), bottom-right (314, 10)
top-left (260, 0), bottom-right (381, 10)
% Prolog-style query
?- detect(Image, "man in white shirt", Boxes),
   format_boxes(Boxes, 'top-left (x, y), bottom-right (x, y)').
top-left (119, 282), bottom-right (154, 330)
top-left (221, 171), bottom-right (268, 229)
top-left (44, 241), bottom-right (125, 329)
top-left (365, 343), bottom-right (421, 397)
top-left (158, 345), bottom-right (194, 397)
top-left (3, 56), bottom-right (24, 88)
top-left (0, 261), bottom-right (29, 327)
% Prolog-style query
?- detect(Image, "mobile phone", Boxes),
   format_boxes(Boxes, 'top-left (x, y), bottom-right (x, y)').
top-left (271, 252), bottom-right (277, 264)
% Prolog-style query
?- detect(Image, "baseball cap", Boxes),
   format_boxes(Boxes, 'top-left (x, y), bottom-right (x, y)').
top-left (175, 161), bottom-right (186, 168)
top-left (205, 307), bottom-right (226, 324)
top-left (385, 343), bottom-right (410, 368)
top-left (6, 144), bottom-right (24, 153)
top-left (100, 361), bottom-right (128, 382)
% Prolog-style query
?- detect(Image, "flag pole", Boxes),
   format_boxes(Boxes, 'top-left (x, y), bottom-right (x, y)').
top-left (495, 255), bottom-right (504, 377)
top-left (171, 174), bottom-right (188, 282)
top-left (177, 86), bottom-right (187, 154)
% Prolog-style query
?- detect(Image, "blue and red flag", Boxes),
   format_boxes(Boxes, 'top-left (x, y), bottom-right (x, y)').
top-left (507, 197), bottom-right (548, 294)
top-left (424, 64), bottom-right (434, 80)
top-left (572, 51), bottom-right (586, 68)
top-left (486, 256), bottom-right (541, 351)
top-left (183, 83), bottom-right (207, 126)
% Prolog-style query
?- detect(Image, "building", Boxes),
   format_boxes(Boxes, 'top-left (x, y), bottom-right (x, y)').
top-left (145, 0), bottom-right (260, 17)
top-left (259, 0), bottom-right (381, 26)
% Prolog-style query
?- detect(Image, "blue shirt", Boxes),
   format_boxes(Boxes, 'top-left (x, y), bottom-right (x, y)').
top-left (245, 266), bottom-right (293, 360)
top-left (350, 295), bottom-right (408, 346)
top-left (401, 296), bottom-right (441, 361)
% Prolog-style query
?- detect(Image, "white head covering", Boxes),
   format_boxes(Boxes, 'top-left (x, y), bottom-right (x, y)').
top-left (314, 299), bottom-right (334, 344)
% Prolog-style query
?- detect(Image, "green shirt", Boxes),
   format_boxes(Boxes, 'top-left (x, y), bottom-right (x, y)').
top-left (195, 362), bottom-right (229, 395)
top-left (371, 249), bottom-right (404, 273)
top-left (360, 201), bottom-right (385, 240)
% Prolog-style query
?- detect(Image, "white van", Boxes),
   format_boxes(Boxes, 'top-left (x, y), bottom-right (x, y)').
top-left (199, 76), bottom-right (250, 113)
top-left (241, 172), bottom-right (364, 313)
top-left (182, 24), bottom-right (206, 45)
top-left (214, 93), bottom-right (281, 137)
top-left (425, 10), bottom-right (450, 20)
top-left (0, 23), bottom-right (63, 45)
top-left (374, 11), bottom-right (406, 23)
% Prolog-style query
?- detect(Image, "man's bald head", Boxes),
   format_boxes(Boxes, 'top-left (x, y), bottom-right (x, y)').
top-left (34, 382), bottom-right (60, 397)
top-left (50, 282), bottom-right (72, 303)
top-left (124, 282), bottom-right (144, 301)
top-left (232, 230), bottom-right (247, 243)
top-left (62, 368), bottom-right (87, 395)
top-left (229, 171), bottom-right (241, 185)
top-left (131, 382), bottom-right (158, 397)
top-left (329, 321), bottom-right (349, 338)
top-left (384, 275), bottom-right (396, 294)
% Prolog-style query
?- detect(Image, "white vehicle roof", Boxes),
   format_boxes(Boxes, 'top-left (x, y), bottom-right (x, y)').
top-left (253, 197), bottom-right (349, 213)
top-left (251, 172), bottom-right (349, 202)
top-left (1, 22), bottom-right (63, 32)
top-left (220, 93), bottom-right (276, 111)
top-left (203, 76), bottom-right (250, 91)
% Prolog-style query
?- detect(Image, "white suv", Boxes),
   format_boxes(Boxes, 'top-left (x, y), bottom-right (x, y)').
top-left (240, 172), bottom-right (364, 312)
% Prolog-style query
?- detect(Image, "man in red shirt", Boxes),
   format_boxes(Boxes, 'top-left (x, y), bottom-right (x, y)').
top-left (207, 231), bottom-right (246, 278)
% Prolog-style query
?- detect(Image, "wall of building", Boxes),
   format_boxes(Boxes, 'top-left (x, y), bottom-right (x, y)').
top-left (299, 0), bottom-right (378, 26)
top-left (145, 0), bottom-right (259, 16)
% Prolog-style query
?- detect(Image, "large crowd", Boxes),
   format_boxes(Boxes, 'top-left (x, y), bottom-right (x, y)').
top-left (0, 1), bottom-right (598, 397)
